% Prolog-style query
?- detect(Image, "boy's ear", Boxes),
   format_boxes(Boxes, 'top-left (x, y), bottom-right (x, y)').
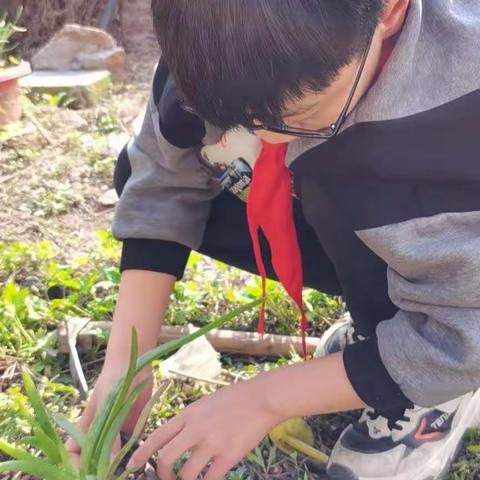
top-left (379, 0), bottom-right (410, 39)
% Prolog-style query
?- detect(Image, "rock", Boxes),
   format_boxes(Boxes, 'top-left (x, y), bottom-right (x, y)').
top-left (107, 132), bottom-right (130, 156)
top-left (143, 464), bottom-right (160, 480)
top-left (32, 24), bottom-right (127, 77)
top-left (76, 47), bottom-right (127, 78)
top-left (98, 188), bottom-right (119, 207)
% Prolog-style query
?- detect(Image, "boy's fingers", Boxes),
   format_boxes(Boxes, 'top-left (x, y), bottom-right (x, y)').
top-left (69, 452), bottom-right (82, 469)
top-left (128, 416), bottom-right (184, 469)
top-left (155, 431), bottom-right (195, 480)
top-left (65, 406), bottom-right (95, 453)
top-left (178, 448), bottom-right (212, 480)
top-left (110, 434), bottom-right (122, 461)
top-left (203, 457), bottom-right (232, 480)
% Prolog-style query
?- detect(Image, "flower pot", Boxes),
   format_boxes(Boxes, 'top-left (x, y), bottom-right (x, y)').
top-left (0, 61), bottom-right (31, 125)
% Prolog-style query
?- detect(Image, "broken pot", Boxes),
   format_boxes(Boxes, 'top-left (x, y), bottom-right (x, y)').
top-left (0, 60), bottom-right (30, 125)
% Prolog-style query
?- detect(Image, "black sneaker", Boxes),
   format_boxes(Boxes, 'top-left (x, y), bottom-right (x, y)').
top-left (327, 392), bottom-right (480, 480)
top-left (314, 317), bottom-right (480, 480)
top-left (314, 313), bottom-right (364, 358)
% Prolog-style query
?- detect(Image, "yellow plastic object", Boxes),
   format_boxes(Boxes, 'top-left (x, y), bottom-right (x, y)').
top-left (269, 418), bottom-right (329, 465)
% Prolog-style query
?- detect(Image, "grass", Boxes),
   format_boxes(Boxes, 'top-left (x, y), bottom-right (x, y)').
top-left (0, 234), bottom-right (479, 478)
top-left (0, 232), bottom-right (340, 479)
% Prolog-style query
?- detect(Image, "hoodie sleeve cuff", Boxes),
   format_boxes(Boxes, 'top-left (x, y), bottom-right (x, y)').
top-left (120, 238), bottom-right (191, 280)
top-left (343, 337), bottom-right (412, 411)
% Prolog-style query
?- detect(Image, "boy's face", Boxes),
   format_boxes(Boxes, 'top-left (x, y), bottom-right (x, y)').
top-left (254, 28), bottom-right (385, 145)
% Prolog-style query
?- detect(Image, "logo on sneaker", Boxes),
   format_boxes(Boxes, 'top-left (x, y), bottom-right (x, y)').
top-left (430, 412), bottom-right (450, 430)
top-left (414, 411), bottom-right (454, 442)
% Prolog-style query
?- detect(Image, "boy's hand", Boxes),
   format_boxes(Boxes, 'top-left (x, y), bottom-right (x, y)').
top-left (66, 270), bottom-right (176, 466)
top-left (128, 353), bottom-right (364, 480)
top-left (128, 380), bottom-right (282, 480)
top-left (66, 365), bottom-right (153, 467)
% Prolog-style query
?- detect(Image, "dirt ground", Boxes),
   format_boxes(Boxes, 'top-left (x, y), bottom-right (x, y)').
top-left (1, 35), bottom-right (159, 253)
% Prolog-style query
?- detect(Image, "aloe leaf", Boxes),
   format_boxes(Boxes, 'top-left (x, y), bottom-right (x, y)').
top-left (135, 299), bottom-right (260, 373)
top-left (105, 382), bottom-right (171, 479)
top-left (21, 370), bottom-right (59, 442)
top-left (20, 428), bottom-right (62, 465)
top-left (100, 328), bottom-right (139, 437)
top-left (0, 439), bottom-right (41, 463)
top-left (89, 329), bottom-right (140, 471)
top-left (96, 380), bottom-right (148, 480)
top-left (20, 436), bottom-right (40, 448)
top-left (0, 460), bottom-right (68, 480)
top-left (52, 413), bottom-right (85, 450)
top-left (79, 376), bottom-right (124, 476)
top-left (16, 407), bottom-right (62, 465)
top-left (18, 371), bottom-right (79, 474)
top-left (20, 370), bottom-right (71, 466)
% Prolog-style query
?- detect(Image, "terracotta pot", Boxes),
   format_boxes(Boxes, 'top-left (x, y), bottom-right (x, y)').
top-left (0, 61), bottom-right (31, 125)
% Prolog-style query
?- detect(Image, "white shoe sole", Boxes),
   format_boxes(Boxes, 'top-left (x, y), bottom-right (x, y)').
top-left (357, 389), bottom-right (480, 480)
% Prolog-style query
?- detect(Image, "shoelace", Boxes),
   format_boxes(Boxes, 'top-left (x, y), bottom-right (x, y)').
top-left (366, 408), bottom-right (412, 433)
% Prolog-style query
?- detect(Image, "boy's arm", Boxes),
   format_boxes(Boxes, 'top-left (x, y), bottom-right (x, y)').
top-left (112, 61), bottom-right (222, 252)
top-left (127, 352), bottom-right (364, 479)
top-left (66, 270), bottom-right (176, 462)
top-left (104, 269), bottom-right (175, 366)
top-left (346, 211), bottom-right (480, 409)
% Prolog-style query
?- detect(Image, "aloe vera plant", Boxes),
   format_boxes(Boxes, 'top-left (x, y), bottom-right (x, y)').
top-left (0, 7), bottom-right (26, 69)
top-left (0, 300), bottom-right (260, 479)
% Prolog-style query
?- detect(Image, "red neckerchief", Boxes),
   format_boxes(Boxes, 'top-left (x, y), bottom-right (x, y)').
top-left (246, 41), bottom-right (395, 359)
top-left (247, 142), bottom-right (308, 357)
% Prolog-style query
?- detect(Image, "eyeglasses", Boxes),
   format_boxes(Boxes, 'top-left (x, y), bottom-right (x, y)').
top-left (251, 35), bottom-right (373, 139)
top-left (181, 35), bottom-right (373, 140)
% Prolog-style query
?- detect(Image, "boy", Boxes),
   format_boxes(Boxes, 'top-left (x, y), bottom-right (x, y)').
top-left (68, 1), bottom-right (480, 479)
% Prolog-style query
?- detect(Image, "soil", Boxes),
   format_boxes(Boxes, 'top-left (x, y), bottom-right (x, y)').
top-left (0, 30), bottom-right (160, 255)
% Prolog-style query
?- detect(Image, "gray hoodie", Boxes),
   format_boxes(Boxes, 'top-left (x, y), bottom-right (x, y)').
top-left (113, 0), bottom-right (480, 410)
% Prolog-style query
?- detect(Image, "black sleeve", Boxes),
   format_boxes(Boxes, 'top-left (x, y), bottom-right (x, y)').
top-left (120, 238), bottom-right (191, 280)
top-left (343, 338), bottom-right (412, 411)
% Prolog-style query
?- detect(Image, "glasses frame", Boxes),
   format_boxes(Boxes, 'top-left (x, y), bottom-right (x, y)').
top-left (180, 35), bottom-right (373, 140)
top-left (251, 35), bottom-right (374, 139)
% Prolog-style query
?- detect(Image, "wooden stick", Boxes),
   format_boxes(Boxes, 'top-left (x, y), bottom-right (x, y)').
top-left (166, 368), bottom-right (230, 387)
top-left (58, 320), bottom-right (320, 358)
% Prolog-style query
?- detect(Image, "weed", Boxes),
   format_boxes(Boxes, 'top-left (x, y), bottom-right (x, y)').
top-left (0, 7), bottom-right (26, 69)
top-left (29, 92), bottom-right (78, 109)
top-left (96, 112), bottom-right (120, 135)
top-left (30, 185), bottom-right (82, 218)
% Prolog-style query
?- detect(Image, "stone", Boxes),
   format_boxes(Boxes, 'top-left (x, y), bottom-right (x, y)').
top-left (19, 70), bottom-right (112, 108)
top-left (76, 47), bottom-right (127, 78)
top-left (98, 188), bottom-right (119, 207)
top-left (106, 132), bottom-right (130, 155)
top-left (31, 24), bottom-right (126, 76)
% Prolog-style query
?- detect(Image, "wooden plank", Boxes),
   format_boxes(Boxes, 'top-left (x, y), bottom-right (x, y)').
top-left (58, 320), bottom-right (320, 358)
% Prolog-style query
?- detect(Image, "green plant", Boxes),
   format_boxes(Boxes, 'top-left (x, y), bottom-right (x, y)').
top-left (0, 300), bottom-right (260, 480)
top-left (96, 112), bottom-right (120, 135)
top-left (35, 92), bottom-right (78, 109)
top-left (0, 7), bottom-right (26, 69)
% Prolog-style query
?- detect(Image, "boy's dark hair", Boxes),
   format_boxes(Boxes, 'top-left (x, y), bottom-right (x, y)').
top-left (151, 0), bottom-right (384, 130)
